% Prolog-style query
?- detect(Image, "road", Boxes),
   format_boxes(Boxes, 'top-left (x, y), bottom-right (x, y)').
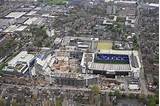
top-left (135, 2), bottom-right (148, 96)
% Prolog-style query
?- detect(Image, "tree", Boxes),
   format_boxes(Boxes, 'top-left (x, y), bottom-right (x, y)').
top-left (90, 85), bottom-right (100, 96)
top-left (30, 25), bottom-right (48, 47)
top-left (0, 97), bottom-right (5, 106)
top-left (113, 90), bottom-right (121, 98)
top-left (90, 85), bottom-right (101, 105)
top-left (132, 36), bottom-right (139, 50)
top-left (108, 92), bottom-right (113, 97)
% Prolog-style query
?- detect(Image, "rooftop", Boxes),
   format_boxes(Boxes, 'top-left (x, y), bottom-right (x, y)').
top-left (15, 25), bottom-right (28, 32)
top-left (3, 25), bottom-right (18, 33)
top-left (88, 62), bottom-right (131, 71)
top-left (24, 17), bottom-right (38, 25)
top-left (8, 51), bottom-right (34, 67)
top-left (114, 0), bottom-right (137, 4)
top-left (5, 12), bottom-right (26, 19)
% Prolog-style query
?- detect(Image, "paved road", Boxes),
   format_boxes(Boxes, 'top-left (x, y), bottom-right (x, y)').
top-left (135, 2), bottom-right (149, 96)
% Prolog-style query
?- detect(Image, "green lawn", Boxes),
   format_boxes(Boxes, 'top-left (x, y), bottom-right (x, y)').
top-left (47, 0), bottom-right (68, 5)
top-left (97, 41), bottom-right (113, 51)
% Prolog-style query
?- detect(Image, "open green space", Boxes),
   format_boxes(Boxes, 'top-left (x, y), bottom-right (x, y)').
top-left (97, 41), bottom-right (113, 51)
top-left (39, 0), bottom-right (69, 5)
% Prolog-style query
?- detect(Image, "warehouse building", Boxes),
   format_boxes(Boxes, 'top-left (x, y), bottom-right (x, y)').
top-left (5, 12), bottom-right (26, 19)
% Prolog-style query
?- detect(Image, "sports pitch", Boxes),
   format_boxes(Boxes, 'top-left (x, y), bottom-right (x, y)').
top-left (97, 41), bottom-right (112, 51)
top-left (94, 54), bottom-right (130, 64)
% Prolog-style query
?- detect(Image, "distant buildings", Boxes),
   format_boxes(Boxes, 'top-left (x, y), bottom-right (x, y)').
top-left (0, 0), bottom-right (4, 5)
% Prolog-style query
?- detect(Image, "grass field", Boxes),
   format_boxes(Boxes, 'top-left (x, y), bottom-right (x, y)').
top-left (47, 0), bottom-right (68, 5)
top-left (97, 41), bottom-right (113, 51)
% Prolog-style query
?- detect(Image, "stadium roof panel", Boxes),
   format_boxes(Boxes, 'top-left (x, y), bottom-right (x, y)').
top-left (88, 62), bottom-right (131, 71)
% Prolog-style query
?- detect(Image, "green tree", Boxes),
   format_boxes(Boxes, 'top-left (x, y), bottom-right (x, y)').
top-left (108, 92), bottom-right (113, 97)
top-left (30, 25), bottom-right (48, 47)
top-left (38, 0), bottom-right (68, 5)
top-left (90, 85), bottom-right (101, 105)
top-left (113, 90), bottom-right (121, 98)
top-left (90, 85), bottom-right (100, 95)
top-left (132, 36), bottom-right (139, 50)
top-left (0, 97), bottom-right (5, 106)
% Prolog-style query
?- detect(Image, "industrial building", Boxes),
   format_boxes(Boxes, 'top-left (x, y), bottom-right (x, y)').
top-left (5, 12), bottom-right (26, 19)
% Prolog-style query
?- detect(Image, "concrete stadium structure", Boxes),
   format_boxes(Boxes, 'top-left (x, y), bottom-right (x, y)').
top-left (81, 50), bottom-right (141, 78)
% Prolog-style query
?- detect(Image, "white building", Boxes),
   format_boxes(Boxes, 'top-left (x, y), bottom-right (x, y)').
top-left (4, 51), bottom-right (35, 74)
top-left (8, 51), bottom-right (34, 67)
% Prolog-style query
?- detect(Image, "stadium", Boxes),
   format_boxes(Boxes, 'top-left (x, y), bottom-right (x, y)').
top-left (81, 50), bottom-right (141, 78)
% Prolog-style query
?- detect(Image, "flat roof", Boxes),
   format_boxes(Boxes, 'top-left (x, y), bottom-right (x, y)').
top-left (114, 1), bottom-right (137, 4)
top-left (0, 19), bottom-right (14, 28)
top-left (149, 3), bottom-right (159, 7)
top-left (26, 11), bottom-right (37, 15)
top-left (54, 38), bottom-right (62, 44)
top-left (3, 25), bottom-right (18, 33)
top-left (15, 26), bottom-right (28, 31)
top-left (8, 51), bottom-right (34, 67)
top-left (5, 12), bottom-right (26, 19)
top-left (78, 44), bottom-right (89, 48)
top-left (24, 17), bottom-right (38, 25)
top-left (89, 62), bottom-right (131, 71)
